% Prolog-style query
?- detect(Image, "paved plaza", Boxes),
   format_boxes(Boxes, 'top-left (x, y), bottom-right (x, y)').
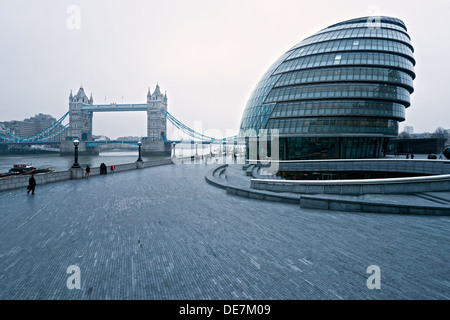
top-left (0, 163), bottom-right (449, 299)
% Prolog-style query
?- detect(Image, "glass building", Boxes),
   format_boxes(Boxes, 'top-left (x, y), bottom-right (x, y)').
top-left (239, 16), bottom-right (415, 160)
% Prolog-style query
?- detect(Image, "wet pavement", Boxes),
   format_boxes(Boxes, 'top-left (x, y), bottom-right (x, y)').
top-left (0, 163), bottom-right (449, 299)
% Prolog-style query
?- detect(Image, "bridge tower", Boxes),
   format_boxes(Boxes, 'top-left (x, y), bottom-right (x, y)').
top-left (142, 84), bottom-right (170, 155)
top-left (68, 86), bottom-right (94, 141)
top-left (60, 86), bottom-right (97, 155)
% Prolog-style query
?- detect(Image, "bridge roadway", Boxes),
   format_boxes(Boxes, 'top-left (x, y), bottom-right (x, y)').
top-left (81, 103), bottom-right (147, 112)
top-left (0, 162), bottom-right (448, 299)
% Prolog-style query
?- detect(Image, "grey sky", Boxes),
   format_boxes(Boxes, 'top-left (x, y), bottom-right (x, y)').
top-left (0, 0), bottom-right (448, 139)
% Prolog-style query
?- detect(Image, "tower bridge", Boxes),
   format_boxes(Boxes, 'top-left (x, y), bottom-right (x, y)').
top-left (60, 85), bottom-right (170, 156)
top-left (0, 84), bottom-right (238, 155)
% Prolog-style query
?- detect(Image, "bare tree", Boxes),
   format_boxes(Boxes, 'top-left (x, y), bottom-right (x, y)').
top-left (433, 127), bottom-right (448, 138)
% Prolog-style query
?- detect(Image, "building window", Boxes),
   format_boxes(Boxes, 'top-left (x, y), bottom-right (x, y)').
top-left (334, 54), bottom-right (342, 65)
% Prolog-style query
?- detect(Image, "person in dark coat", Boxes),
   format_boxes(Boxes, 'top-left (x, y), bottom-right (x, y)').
top-left (85, 165), bottom-right (91, 178)
top-left (100, 163), bottom-right (108, 175)
top-left (27, 174), bottom-right (36, 195)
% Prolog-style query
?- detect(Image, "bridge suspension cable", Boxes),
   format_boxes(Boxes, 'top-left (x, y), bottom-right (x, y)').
top-left (1, 109), bottom-right (237, 144)
top-left (160, 109), bottom-right (237, 143)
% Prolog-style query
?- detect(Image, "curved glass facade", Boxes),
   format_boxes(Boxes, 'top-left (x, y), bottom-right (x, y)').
top-left (239, 16), bottom-right (415, 160)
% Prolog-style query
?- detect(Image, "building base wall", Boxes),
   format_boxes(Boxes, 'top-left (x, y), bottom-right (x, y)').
top-left (387, 138), bottom-right (446, 155)
top-left (246, 137), bottom-right (388, 161)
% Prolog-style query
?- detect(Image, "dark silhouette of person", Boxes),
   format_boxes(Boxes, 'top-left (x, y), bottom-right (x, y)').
top-left (100, 163), bottom-right (107, 175)
top-left (411, 153), bottom-right (415, 159)
top-left (85, 165), bottom-right (91, 178)
top-left (27, 174), bottom-right (36, 195)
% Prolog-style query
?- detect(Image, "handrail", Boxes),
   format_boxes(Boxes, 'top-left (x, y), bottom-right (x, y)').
top-left (251, 174), bottom-right (450, 185)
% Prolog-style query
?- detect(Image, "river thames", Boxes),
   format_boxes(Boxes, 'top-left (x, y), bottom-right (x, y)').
top-left (0, 151), bottom-right (168, 173)
top-left (0, 143), bottom-right (244, 173)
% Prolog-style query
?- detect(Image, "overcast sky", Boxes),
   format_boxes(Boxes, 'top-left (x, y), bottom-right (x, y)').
top-left (0, 0), bottom-right (448, 139)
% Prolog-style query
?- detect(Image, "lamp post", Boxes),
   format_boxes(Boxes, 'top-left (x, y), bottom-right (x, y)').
top-left (72, 139), bottom-right (80, 168)
top-left (137, 140), bottom-right (142, 162)
top-left (172, 142), bottom-right (176, 157)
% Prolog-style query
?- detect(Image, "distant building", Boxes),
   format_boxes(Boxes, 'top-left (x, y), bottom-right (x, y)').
top-left (0, 123), bottom-right (8, 142)
top-left (92, 135), bottom-right (110, 141)
top-left (404, 126), bottom-right (414, 134)
top-left (1, 113), bottom-right (65, 141)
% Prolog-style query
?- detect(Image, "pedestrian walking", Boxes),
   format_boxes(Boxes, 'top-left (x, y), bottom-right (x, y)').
top-left (27, 174), bottom-right (36, 195)
top-left (406, 154), bottom-right (409, 159)
top-left (411, 153), bottom-right (415, 159)
top-left (85, 165), bottom-right (91, 178)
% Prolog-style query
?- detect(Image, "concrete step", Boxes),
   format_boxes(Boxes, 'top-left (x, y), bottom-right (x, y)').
top-left (300, 194), bottom-right (450, 216)
top-left (205, 165), bottom-right (228, 190)
top-left (415, 193), bottom-right (450, 205)
top-left (246, 165), bottom-right (255, 176)
top-left (218, 167), bottom-right (227, 181)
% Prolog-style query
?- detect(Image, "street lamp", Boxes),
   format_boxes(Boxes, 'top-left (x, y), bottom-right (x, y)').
top-left (137, 140), bottom-right (143, 162)
top-left (172, 142), bottom-right (176, 157)
top-left (72, 139), bottom-right (80, 168)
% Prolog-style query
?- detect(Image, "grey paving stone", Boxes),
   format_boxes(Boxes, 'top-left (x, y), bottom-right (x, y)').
top-left (0, 164), bottom-right (449, 300)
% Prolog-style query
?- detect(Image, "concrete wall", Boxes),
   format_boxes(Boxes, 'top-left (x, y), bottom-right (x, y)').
top-left (0, 158), bottom-right (173, 192)
top-left (300, 195), bottom-right (450, 216)
top-left (251, 174), bottom-right (450, 195)
top-left (0, 170), bottom-right (71, 192)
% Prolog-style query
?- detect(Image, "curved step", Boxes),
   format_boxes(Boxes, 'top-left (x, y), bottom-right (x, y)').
top-left (205, 165), bottom-right (228, 189)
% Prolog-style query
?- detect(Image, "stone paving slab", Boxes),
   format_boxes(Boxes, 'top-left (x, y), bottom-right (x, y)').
top-left (225, 164), bottom-right (253, 189)
top-left (0, 163), bottom-right (449, 300)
